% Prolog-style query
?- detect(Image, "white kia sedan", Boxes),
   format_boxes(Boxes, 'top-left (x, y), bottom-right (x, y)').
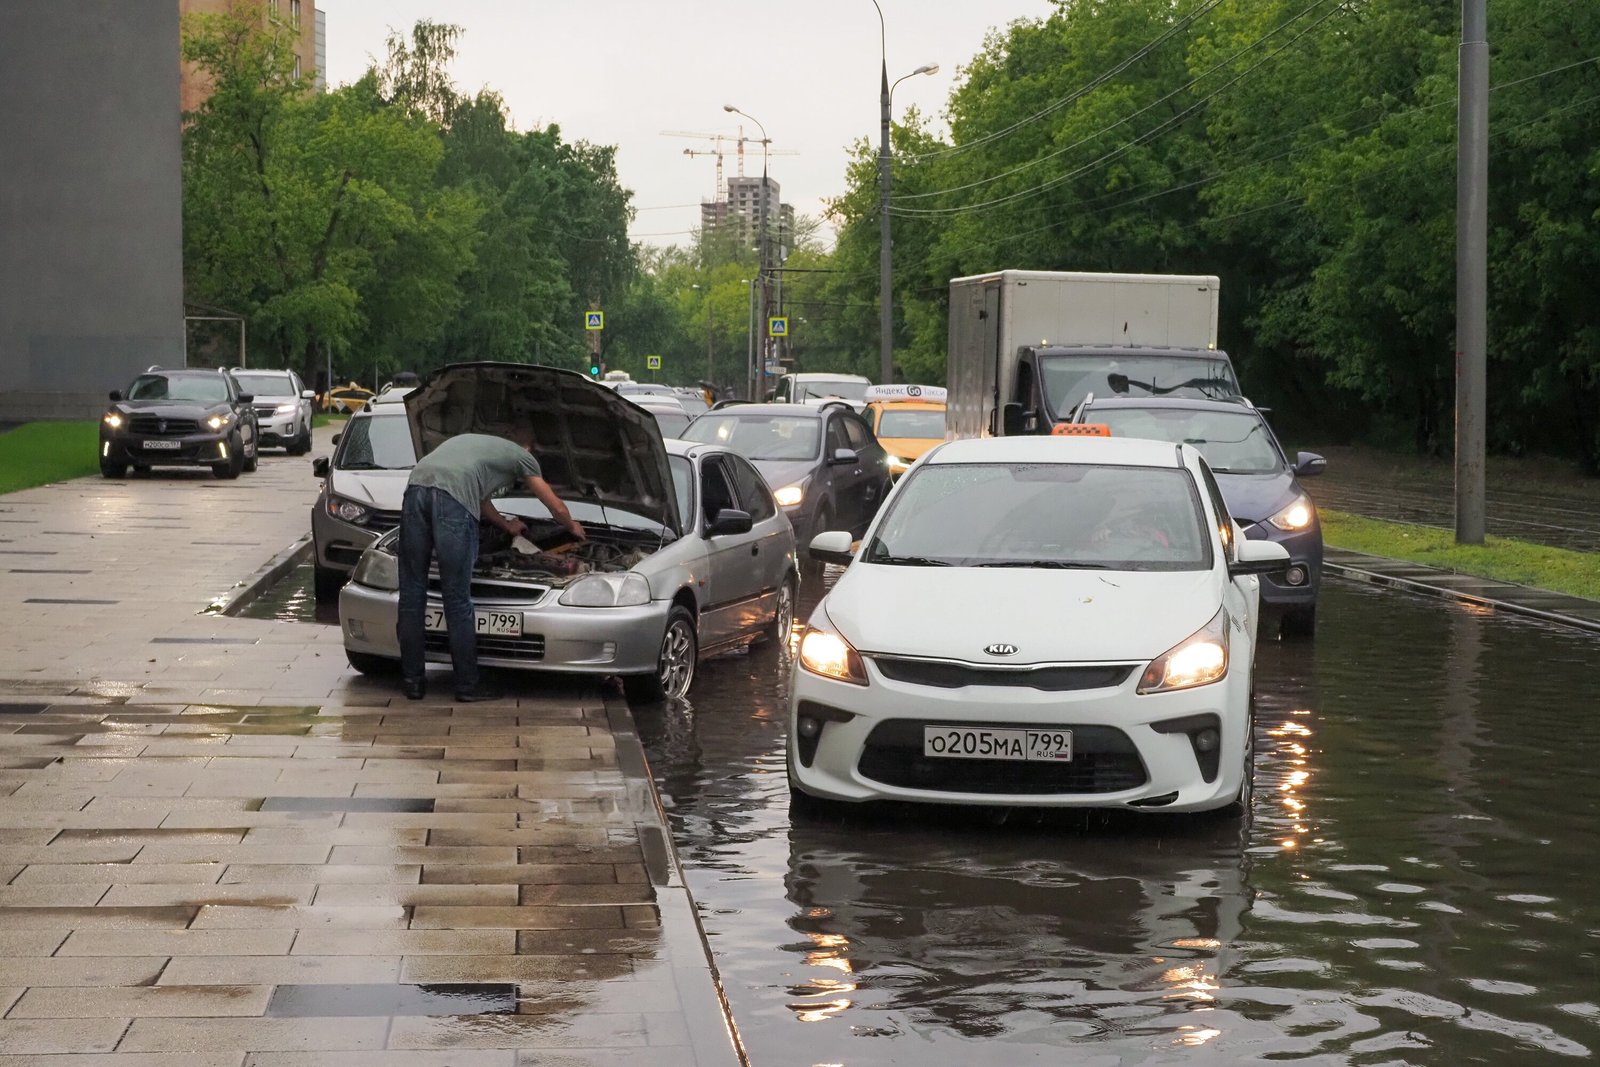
top-left (787, 435), bottom-right (1289, 815)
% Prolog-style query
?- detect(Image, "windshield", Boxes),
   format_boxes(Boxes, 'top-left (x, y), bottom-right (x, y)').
top-left (1093, 408), bottom-right (1282, 474)
top-left (126, 374), bottom-right (229, 403)
top-left (876, 408), bottom-right (945, 440)
top-left (864, 462), bottom-right (1211, 571)
top-left (335, 415), bottom-right (416, 471)
top-left (1038, 355), bottom-right (1240, 418)
top-left (796, 378), bottom-right (868, 401)
top-left (682, 414), bottom-right (821, 461)
top-left (648, 409), bottom-right (692, 438)
top-left (233, 373), bottom-right (294, 397)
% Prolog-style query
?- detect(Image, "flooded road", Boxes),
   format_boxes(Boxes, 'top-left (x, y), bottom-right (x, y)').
top-left (634, 576), bottom-right (1600, 1065)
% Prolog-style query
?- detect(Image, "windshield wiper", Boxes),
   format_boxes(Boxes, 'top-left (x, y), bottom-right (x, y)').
top-left (976, 560), bottom-right (1111, 569)
top-left (867, 554), bottom-right (952, 567)
top-left (337, 462), bottom-right (386, 470)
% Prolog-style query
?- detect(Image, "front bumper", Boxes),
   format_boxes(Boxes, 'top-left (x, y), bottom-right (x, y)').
top-left (256, 412), bottom-right (300, 444)
top-left (312, 503), bottom-right (388, 575)
top-left (339, 578), bottom-right (671, 676)
top-left (787, 655), bottom-right (1251, 812)
top-left (1242, 521), bottom-right (1322, 609)
top-left (102, 431), bottom-right (231, 467)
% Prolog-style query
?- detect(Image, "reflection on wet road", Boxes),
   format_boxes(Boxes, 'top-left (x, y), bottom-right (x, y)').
top-left (635, 575), bottom-right (1600, 1065)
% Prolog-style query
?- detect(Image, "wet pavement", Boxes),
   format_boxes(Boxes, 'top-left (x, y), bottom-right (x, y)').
top-left (634, 571), bottom-right (1600, 1066)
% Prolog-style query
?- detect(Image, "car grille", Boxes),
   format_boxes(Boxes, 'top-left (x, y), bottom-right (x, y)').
top-left (856, 719), bottom-right (1148, 795)
top-left (870, 657), bottom-right (1134, 691)
top-left (426, 579), bottom-right (550, 603)
top-left (253, 405), bottom-right (281, 418)
top-left (128, 414), bottom-right (200, 436)
top-left (367, 509), bottom-right (402, 532)
top-left (425, 632), bottom-right (545, 660)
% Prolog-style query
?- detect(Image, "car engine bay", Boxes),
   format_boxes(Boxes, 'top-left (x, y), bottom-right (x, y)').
top-left (474, 521), bottom-right (659, 585)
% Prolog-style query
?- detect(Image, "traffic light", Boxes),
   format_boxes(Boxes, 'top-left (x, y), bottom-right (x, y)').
top-left (589, 360), bottom-right (601, 377)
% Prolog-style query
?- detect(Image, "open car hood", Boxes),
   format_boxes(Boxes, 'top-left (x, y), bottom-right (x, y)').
top-left (405, 362), bottom-right (681, 535)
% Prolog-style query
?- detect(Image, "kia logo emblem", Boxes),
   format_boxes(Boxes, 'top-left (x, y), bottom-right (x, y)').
top-left (984, 643), bottom-right (1018, 656)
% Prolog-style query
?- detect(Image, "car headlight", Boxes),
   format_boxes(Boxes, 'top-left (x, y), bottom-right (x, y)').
top-left (206, 414), bottom-right (231, 431)
top-left (351, 547), bottom-right (399, 591)
top-left (1267, 494), bottom-right (1316, 532)
top-left (798, 623), bottom-right (868, 686)
top-left (1139, 607), bottom-right (1229, 694)
top-left (774, 483), bottom-right (805, 508)
top-left (888, 455), bottom-right (912, 475)
top-left (102, 412), bottom-right (123, 429)
top-left (558, 572), bottom-right (651, 608)
top-left (274, 403), bottom-right (298, 415)
top-left (327, 496), bottom-right (370, 524)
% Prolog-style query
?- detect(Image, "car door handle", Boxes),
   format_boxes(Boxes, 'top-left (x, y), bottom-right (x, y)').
top-left (750, 544), bottom-right (760, 556)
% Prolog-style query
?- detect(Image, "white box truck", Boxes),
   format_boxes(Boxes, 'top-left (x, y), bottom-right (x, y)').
top-left (946, 270), bottom-right (1239, 438)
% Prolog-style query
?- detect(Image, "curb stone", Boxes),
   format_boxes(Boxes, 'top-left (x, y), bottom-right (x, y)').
top-left (206, 533), bottom-right (313, 616)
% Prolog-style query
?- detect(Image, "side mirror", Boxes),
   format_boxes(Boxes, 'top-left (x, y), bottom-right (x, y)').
top-left (1293, 451), bottom-right (1327, 477)
top-left (237, 393), bottom-right (255, 404)
top-left (312, 457), bottom-right (330, 478)
top-left (829, 448), bottom-right (859, 466)
top-left (1229, 538), bottom-right (1290, 578)
top-left (108, 390), bottom-right (123, 402)
top-left (808, 531), bottom-right (855, 567)
top-left (331, 432), bottom-right (341, 445)
top-left (706, 508), bottom-right (753, 537)
top-left (1001, 402), bottom-right (1033, 436)
top-left (301, 390), bottom-right (317, 400)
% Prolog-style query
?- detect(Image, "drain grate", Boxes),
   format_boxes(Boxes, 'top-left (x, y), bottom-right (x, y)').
top-left (259, 797), bottom-right (435, 813)
top-left (149, 637), bottom-right (259, 646)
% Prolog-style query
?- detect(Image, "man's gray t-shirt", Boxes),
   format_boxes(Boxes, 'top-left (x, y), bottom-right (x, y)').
top-left (408, 434), bottom-right (541, 517)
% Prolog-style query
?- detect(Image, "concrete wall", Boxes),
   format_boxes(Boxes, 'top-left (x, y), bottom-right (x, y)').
top-left (0, 3), bottom-right (185, 421)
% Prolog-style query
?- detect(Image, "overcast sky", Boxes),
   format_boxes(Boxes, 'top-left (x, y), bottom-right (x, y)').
top-left (319, 0), bottom-right (1055, 247)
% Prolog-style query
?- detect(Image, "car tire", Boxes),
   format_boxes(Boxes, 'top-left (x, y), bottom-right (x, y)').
top-left (346, 649), bottom-right (400, 676)
top-left (788, 785), bottom-right (840, 821)
top-left (289, 423), bottom-right (313, 455)
top-left (624, 605), bottom-right (697, 703)
top-left (759, 577), bottom-right (797, 646)
top-left (242, 440), bottom-right (258, 473)
top-left (313, 563), bottom-right (345, 602)
top-left (1204, 697), bottom-right (1256, 822)
top-left (1279, 606), bottom-right (1316, 640)
top-left (213, 436), bottom-right (244, 479)
top-left (99, 458), bottom-right (127, 479)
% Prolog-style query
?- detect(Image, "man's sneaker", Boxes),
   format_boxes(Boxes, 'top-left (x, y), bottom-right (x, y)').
top-left (401, 678), bottom-right (426, 701)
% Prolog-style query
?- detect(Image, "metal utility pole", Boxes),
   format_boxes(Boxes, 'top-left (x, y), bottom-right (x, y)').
top-left (1455, 0), bottom-right (1488, 544)
top-left (878, 59), bottom-right (893, 386)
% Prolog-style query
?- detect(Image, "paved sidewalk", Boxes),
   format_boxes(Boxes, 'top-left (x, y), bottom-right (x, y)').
top-left (0, 439), bottom-right (743, 1065)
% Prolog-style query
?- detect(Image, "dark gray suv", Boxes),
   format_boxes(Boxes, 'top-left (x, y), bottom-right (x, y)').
top-left (682, 402), bottom-right (891, 569)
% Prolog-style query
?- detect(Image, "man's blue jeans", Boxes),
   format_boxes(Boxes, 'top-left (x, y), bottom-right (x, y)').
top-left (397, 485), bottom-right (480, 691)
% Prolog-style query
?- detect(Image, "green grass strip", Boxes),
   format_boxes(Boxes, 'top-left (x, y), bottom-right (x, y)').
top-left (0, 422), bottom-right (103, 495)
top-left (1321, 508), bottom-right (1600, 602)
top-left (312, 413), bottom-right (348, 429)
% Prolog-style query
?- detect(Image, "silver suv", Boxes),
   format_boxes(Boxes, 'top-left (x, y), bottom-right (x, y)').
top-left (310, 401), bottom-right (415, 600)
top-left (231, 369), bottom-right (315, 454)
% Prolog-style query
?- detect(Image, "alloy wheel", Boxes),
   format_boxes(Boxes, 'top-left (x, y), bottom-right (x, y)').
top-left (658, 617), bottom-right (697, 699)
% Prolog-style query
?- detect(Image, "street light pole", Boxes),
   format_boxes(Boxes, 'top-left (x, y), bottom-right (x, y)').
top-left (725, 105), bottom-right (769, 401)
top-left (742, 279), bottom-right (755, 401)
top-left (1455, 0), bottom-right (1488, 544)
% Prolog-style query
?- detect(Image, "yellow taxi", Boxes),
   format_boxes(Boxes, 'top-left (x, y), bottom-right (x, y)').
top-left (323, 383), bottom-right (375, 414)
top-left (864, 384), bottom-right (948, 479)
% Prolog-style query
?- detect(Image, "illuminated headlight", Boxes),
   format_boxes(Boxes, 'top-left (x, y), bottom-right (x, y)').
top-left (798, 623), bottom-right (868, 686)
top-left (273, 403), bottom-right (298, 415)
top-left (206, 414), bottom-right (229, 431)
top-left (888, 455), bottom-right (912, 475)
top-left (559, 572), bottom-right (650, 608)
top-left (1139, 607), bottom-right (1229, 694)
top-left (1267, 494), bottom-right (1316, 532)
top-left (351, 548), bottom-right (399, 591)
top-left (102, 412), bottom-right (123, 429)
top-left (327, 496), bottom-right (369, 524)
top-left (774, 483), bottom-right (805, 508)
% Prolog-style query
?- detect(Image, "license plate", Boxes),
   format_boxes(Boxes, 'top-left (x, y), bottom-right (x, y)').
top-left (424, 608), bottom-right (522, 637)
top-left (142, 439), bottom-right (182, 450)
top-left (923, 726), bottom-right (1073, 762)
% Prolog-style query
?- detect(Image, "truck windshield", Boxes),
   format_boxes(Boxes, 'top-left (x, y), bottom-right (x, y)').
top-left (796, 379), bottom-right (869, 402)
top-left (1038, 355), bottom-right (1239, 419)
top-left (862, 462), bottom-right (1211, 571)
top-left (1092, 408), bottom-right (1282, 474)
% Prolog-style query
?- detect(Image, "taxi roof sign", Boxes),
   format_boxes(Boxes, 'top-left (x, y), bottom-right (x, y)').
top-left (1051, 422), bottom-right (1112, 437)
top-left (864, 384), bottom-right (947, 402)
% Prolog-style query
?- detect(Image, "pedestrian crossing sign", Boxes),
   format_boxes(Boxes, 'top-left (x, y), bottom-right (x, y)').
top-left (646, 355), bottom-right (662, 370)
top-left (585, 311), bottom-right (604, 331)
top-left (768, 316), bottom-right (789, 338)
